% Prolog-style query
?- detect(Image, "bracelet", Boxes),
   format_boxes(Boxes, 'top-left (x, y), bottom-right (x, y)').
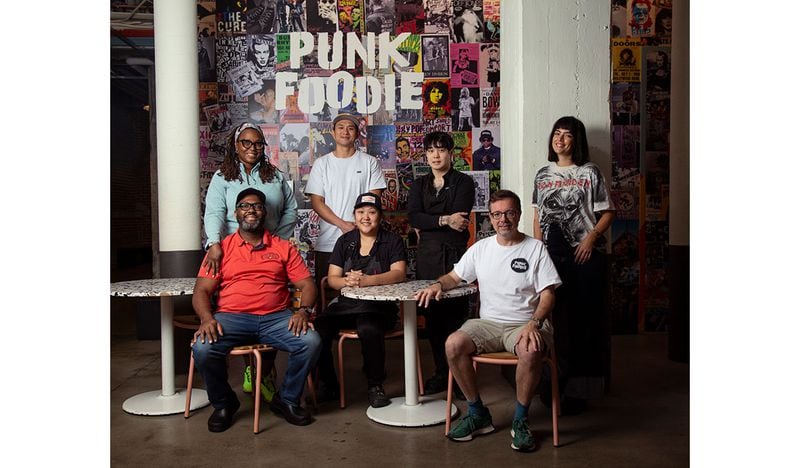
top-left (439, 216), bottom-right (447, 227)
top-left (205, 241), bottom-right (219, 251)
top-left (297, 306), bottom-right (314, 315)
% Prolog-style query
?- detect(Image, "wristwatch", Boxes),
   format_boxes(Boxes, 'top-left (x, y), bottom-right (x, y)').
top-left (298, 306), bottom-right (314, 315)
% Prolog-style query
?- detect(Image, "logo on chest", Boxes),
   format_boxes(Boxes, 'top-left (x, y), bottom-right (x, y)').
top-left (510, 258), bottom-right (529, 273)
top-left (261, 252), bottom-right (280, 261)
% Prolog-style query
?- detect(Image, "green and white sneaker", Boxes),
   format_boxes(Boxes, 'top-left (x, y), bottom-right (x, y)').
top-left (242, 366), bottom-right (278, 403)
top-left (447, 411), bottom-right (495, 442)
top-left (510, 418), bottom-right (536, 452)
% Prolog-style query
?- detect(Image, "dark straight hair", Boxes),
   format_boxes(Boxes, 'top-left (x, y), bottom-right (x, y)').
top-left (547, 116), bottom-right (591, 165)
top-left (423, 131), bottom-right (454, 150)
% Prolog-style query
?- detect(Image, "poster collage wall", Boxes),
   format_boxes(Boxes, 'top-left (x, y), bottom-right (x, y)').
top-left (609, 0), bottom-right (672, 333)
top-left (196, 0), bottom-right (502, 279)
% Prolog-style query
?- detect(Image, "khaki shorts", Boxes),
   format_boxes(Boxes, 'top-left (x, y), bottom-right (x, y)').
top-left (458, 318), bottom-right (554, 355)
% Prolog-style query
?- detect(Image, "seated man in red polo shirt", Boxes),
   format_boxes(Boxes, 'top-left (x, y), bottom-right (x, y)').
top-left (192, 188), bottom-right (321, 432)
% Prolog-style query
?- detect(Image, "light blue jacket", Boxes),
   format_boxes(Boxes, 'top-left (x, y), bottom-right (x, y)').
top-left (203, 161), bottom-right (297, 246)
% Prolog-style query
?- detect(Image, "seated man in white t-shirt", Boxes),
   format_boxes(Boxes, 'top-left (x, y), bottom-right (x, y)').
top-left (415, 189), bottom-right (561, 453)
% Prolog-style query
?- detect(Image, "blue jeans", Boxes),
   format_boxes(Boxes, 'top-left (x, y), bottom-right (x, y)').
top-left (191, 309), bottom-right (321, 409)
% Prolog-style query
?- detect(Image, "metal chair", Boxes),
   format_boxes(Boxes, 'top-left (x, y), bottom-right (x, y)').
top-left (319, 276), bottom-right (424, 408)
top-left (444, 349), bottom-right (561, 447)
top-left (176, 316), bottom-right (317, 434)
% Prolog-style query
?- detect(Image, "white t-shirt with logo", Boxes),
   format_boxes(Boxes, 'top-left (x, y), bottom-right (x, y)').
top-left (453, 234), bottom-right (562, 324)
top-left (305, 150), bottom-right (386, 252)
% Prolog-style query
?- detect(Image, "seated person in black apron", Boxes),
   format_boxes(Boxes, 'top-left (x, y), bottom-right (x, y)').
top-left (314, 193), bottom-right (408, 408)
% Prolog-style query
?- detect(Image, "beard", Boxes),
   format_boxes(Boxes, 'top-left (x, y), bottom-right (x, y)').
top-left (237, 214), bottom-right (265, 232)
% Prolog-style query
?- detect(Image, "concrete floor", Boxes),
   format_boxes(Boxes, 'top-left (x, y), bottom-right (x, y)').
top-left (110, 311), bottom-right (688, 467)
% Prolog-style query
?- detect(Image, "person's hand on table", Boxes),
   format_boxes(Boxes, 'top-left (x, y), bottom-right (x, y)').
top-left (288, 310), bottom-right (314, 336)
top-left (344, 270), bottom-right (364, 287)
top-left (415, 281), bottom-right (443, 308)
top-left (202, 243), bottom-right (223, 276)
top-left (193, 318), bottom-right (223, 344)
top-left (515, 321), bottom-right (544, 353)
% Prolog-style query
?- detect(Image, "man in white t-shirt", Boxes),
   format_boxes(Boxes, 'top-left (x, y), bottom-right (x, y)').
top-left (415, 189), bottom-right (561, 453)
top-left (304, 113), bottom-right (385, 329)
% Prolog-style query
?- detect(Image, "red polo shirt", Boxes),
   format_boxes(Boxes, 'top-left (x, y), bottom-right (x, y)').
top-left (198, 230), bottom-right (311, 315)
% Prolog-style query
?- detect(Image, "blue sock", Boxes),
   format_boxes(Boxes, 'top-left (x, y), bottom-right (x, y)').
top-left (514, 401), bottom-right (529, 421)
top-left (468, 397), bottom-right (487, 416)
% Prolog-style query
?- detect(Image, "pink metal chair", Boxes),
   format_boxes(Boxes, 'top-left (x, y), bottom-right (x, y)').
top-left (444, 349), bottom-right (561, 447)
top-left (319, 276), bottom-right (424, 409)
top-left (176, 316), bottom-right (316, 434)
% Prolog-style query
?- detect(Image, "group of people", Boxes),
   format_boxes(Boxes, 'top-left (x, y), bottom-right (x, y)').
top-left (192, 114), bottom-right (615, 454)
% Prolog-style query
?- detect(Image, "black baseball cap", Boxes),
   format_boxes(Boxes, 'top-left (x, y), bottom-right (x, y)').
top-left (236, 188), bottom-right (266, 205)
top-left (353, 192), bottom-right (382, 212)
top-left (480, 130), bottom-right (494, 140)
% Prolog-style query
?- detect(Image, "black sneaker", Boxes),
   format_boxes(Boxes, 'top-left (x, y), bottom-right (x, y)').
top-left (367, 385), bottom-right (391, 408)
top-left (424, 373), bottom-right (448, 394)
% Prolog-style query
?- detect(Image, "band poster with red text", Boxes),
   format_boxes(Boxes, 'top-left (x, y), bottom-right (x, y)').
top-left (197, 0), bottom-right (502, 279)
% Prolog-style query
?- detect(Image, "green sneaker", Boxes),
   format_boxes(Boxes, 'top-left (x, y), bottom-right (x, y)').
top-left (447, 411), bottom-right (495, 442)
top-left (242, 366), bottom-right (254, 393)
top-left (510, 418), bottom-right (536, 452)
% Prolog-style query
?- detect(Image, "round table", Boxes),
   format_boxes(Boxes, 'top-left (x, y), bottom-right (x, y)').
top-left (111, 278), bottom-right (210, 415)
top-left (341, 279), bottom-right (477, 427)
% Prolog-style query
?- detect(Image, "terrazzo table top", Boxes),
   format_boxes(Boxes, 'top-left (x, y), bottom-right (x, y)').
top-left (110, 278), bottom-right (197, 298)
top-left (341, 279), bottom-right (476, 302)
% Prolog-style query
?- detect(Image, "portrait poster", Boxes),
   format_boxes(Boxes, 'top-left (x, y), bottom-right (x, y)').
top-left (627, 0), bottom-right (655, 38)
top-left (421, 34), bottom-right (450, 77)
top-left (365, 0), bottom-right (395, 34)
top-left (381, 168), bottom-right (399, 211)
top-left (451, 131), bottom-right (472, 171)
top-left (423, 0), bottom-right (453, 34)
top-left (611, 38), bottom-right (642, 83)
top-left (478, 42), bottom-right (500, 88)
top-left (451, 87), bottom-right (479, 132)
top-left (306, 0), bottom-right (339, 33)
top-left (479, 86), bottom-right (500, 126)
top-left (422, 78), bottom-right (451, 119)
top-left (464, 170), bottom-right (489, 212)
top-left (451, 0), bottom-right (484, 43)
top-left (367, 125), bottom-right (398, 169)
top-left (449, 42), bottom-right (479, 88)
top-left (482, 0), bottom-right (500, 42)
top-left (396, 0), bottom-right (425, 34)
top-left (245, 0), bottom-right (277, 34)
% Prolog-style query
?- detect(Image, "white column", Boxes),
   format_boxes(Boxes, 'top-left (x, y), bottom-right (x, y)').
top-left (153, 0), bottom-right (201, 252)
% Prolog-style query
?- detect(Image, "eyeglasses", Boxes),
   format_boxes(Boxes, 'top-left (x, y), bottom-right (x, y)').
top-left (236, 202), bottom-right (265, 211)
top-left (489, 210), bottom-right (519, 220)
top-left (238, 139), bottom-right (267, 150)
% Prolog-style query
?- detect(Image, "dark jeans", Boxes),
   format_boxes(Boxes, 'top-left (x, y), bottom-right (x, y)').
top-left (314, 310), bottom-right (398, 387)
top-left (191, 309), bottom-right (321, 408)
top-left (418, 296), bottom-right (468, 377)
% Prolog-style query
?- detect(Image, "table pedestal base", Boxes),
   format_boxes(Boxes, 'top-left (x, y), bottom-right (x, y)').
top-left (366, 396), bottom-right (458, 427)
top-left (122, 389), bottom-right (209, 416)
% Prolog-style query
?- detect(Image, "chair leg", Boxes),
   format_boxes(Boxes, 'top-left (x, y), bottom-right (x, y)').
top-left (338, 335), bottom-right (347, 409)
top-left (444, 370), bottom-right (454, 435)
top-left (184, 352), bottom-right (195, 418)
top-left (306, 375), bottom-right (317, 410)
top-left (253, 351), bottom-right (262, 434)
top-left (548, 358), bottom-right (560, 447)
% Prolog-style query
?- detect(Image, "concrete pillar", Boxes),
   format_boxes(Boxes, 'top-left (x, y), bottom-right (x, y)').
top-left (153, 0), bottom-right (203, 277)
top-left (668, 0), bottom-right (689, 363)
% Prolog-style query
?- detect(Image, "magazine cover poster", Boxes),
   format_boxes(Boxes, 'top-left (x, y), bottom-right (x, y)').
top-left (258, 124), bottom-right (281, 165)
top-left (645, 49), bottom-right (670, 93)
top-left (450, 43), bottom-right (479, 88)
top-left (469, 212), bottom-right (495, 245)
top-left (205, 104), bottom-right (233, 134)
top-left (275, 0), bottom-right (308, 32)
top-left (365, 0), bottom-right (395, 34)
top-left (275, 33), bottom-right (293, 72)
top-left (422, 79), bottom-right (451, 119)
top-left (627, 0), bottom-right (656, 38)
top-left (479, 86), bottom-right (500, 126)
top-left (306, 0), bottom-right (339, 32)
top-left (395, 123), bottom-right (425, 164)
top-left (478, 43), bottom-right (500, 88)
top-left (217, 7), bottom-right (247, 34)
top-left (278, 151), bottom-right (301, 181)
top-left (651, 5), bottom-right (672, 46)
top-left (464, 170), bottom-right (490, 212)
top-left (198, 1), bottom-right (217, 36)
top-left (395, 162), bottom-right (414, 211)
top-left (228, 62), bottom-right (263, 100)
top-left (281, 92), bottom-right (310, 123)
top-left (393, 34), bottom-right (422, 74)
top-left (396, 0), bottom-right (425, 34)
top-left (488, 169), bottom-right (500, 193)
top-left (367, 125), bottom-right (398, 169)
top-left (482, 0), bottom-right (500, 42)
top-left (611, 125), bottom-right (640, 169)
top-left (611, 38), bottom-right (642, 83)
top-left (609, 219), bottom-right (640, 333)
top-left (471, 125), bottom-right (500, 170)
top-left (294, 208), bottom-right (321, 248)
top-left (452, 87), bottom-right (479, 132)
top-left (423, 117), bottom-right (452, 134)
top-left (451, 131), bottom-right (472, 171)
top-left (381, 169), bottom-right (399, 211)
top-left (309, 122), bottom-right (335, 162)
top-left (279, 123), bottom-right (311, 164)
top-left (199, 35), bottom-right (217, 82)
top-left (216, 35), bottom-right (248, 86)
top-left (610, 0), bottom-right (626, 37)
top-left (246, 34), bottom-right (277, 82)
top-left (245, 0), bottom-right (277, 34)
top-left (199, 83), bottom-right (219, 124)
top-left (338, 0), bottom-right (365, 34)
top-left (451, 0), bottom-right (484, 43)
top-left (421, 35), bottom-right (450, 78)
top-left (424, 0), bottom-right (453, 34)
top-left (611, 83), bottom-right (641, 126)
top-left (611, 189), bottom-right (638, 220)
top-left (228, 102), bottom-right (249, 126)
top-left (248, 80), bottom-right (281, 124)
top-left (611, 163), bottom-right (640, 192)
